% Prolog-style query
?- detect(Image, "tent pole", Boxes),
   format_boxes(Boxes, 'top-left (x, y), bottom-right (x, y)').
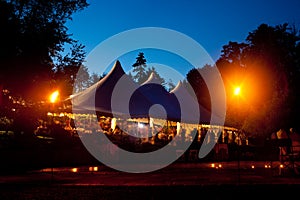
top-left (167, 120), bottom-right (169, 133)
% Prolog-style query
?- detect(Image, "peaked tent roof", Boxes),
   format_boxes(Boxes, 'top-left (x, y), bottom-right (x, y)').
top-left (68, 60), bottom-right (122, 114)
top-left (141, 72), bottom-right (162, 85)
top-left (70, 61), bottom-right (153, 118)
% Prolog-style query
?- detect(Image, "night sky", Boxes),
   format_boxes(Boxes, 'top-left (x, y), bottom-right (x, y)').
top-left (66, 0), bottom-right (300, 83)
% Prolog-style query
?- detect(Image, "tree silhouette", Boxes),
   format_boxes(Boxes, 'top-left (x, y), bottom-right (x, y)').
top-left (54, 43), bottom-right (87, 96)
top-left (89, 72), bottom-right (105, 87)
top-left (186, 65), bottom-right (212, 112)
top-left (132, 52), bottom-right (148, 84)
top-left (166, 79), bottom-right (176, 92)
top-left (131, 52), bottom-right (169, 88)
top-left (0, 0), bottom-right (89, 102)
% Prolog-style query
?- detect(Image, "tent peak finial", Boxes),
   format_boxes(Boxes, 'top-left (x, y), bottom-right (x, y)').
top-left (111, 60), bottom-right (124, 71)
top-left (142, 72), bottom-right (161, 85)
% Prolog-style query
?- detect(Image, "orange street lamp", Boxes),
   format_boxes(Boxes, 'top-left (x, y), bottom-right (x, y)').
top-left (234, 86), bottom-right (241, 96)
top-left (48, 90), bottom-right (60, 115)
top-left (231, 85), bottom-right (243, 129)
top-left (49, 90), bottom-right (59, 103)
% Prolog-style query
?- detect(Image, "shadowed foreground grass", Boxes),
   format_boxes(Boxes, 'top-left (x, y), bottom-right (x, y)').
top-left (0, 184), bottom-right (299, 200)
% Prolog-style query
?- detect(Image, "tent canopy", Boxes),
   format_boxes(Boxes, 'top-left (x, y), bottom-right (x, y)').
top-left (68, 60), bottom-right (211, 124)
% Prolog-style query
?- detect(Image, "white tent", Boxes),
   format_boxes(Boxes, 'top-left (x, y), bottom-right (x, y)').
top-left (68, 60), bottom-right (212, 124)
top-left (69, 60), bottom-right (151, 118)
top-left (67, 60), bottom-right (126, 114)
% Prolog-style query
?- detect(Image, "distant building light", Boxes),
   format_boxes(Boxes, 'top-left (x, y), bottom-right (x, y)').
top-left (71, 168), bottom-right (78, 173)
top-left (89, 166), bottom-right (98, 172)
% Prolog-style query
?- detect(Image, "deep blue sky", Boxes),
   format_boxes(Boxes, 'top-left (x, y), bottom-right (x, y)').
top-left (66, 0), bottom-right (300, 84)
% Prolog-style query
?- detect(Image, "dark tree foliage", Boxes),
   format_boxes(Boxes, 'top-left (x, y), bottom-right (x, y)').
top-left (0, 0), bottom-right (89, 102)
top-left (166, 79), bottom-right (176, 92)
top-left (132, 52), bottom-right (148, 84)
top-left (54, 43), bottom-right (87, 96)
top-left (216, 23), bottom-right (300, 137)
top-left (131, 52), bottom-right (167, 87)
top-left (186, 65), bottom-right (212, 112)
top-left (89, 72), bottom-right (105, 87)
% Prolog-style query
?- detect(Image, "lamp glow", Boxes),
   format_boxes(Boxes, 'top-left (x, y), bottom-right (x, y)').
top-left (234, 86), bottom-right (241, 96)
top-left (49, 90), bottom-right (59, 103)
